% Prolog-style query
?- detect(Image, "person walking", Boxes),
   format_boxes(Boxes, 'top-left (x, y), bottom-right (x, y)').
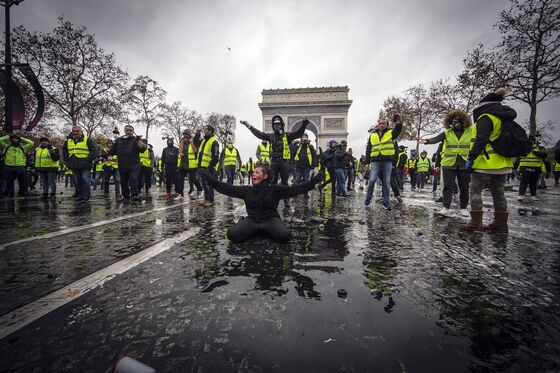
top-left (414, 150), bottom-right (431, 190)
top-left (256, 140), bottom-right (271, 164)
top-left (220, 142), bottom-right (242, 185)
top-left (161, 137), bottom-right (180, 198)
top-left (138, 140), bottom-right (155, 195)
top-left (246, 157), bottom-right (255, 185)
top-left (34, 137), bottom-right (60, 199)
top-left (293, 133), bottom-right (316, 185)
top-left (194, 125), bottom-right (220, 206)
top-left (0, 134), bottom-right (35, 197)
top-left (178, 130), bottom-right (203, 199)
top-left (346, 148), bottom-right (356, 191)
top-left (407, 153), bottom-right (417, 190)
top-left (364, 114), bottom-right (403, 210)
top-left (197, 165), bottom-right (324, 243)
top-left (516, 134), bottom-right (547, 202)
top-left (63, 126), bottom-right (98, 202)
top-left (396, 146), bottom-right (407, 191)
top-left (334, 140), bottom-right (349, 197)
top-left (109, 125), bottom-right (146, 202)
top-left (101, 139), bottom-right (121, 197)
top-left (463, 88), bottom-right (515, 233)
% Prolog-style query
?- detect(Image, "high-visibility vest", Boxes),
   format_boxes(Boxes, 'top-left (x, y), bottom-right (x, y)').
top-left (95, 161), bottom-right (104, 172)
top-left (441, 127), bottom-right (473, 167)
top-left (35, 147), bottom-right (59, 169)
top-left (519, 145), bottom-right (544, 169)
top-left (541, 163), bottom-right (547, 173)
top-left (407, 158), bottom-right (416, 170)
top-left (258, 143), bottom-right (271, 162)
top-left (182, 144), bottom-right (197, 169)
top-left (294, 144), bottom-right (312, 166)
top-left (157, 159), bottom-right (162, 172)
top-left (139, 149), bottom-right (152, 167)
top-left (198, 136), bottom-right (217, 169)
top-left (246, 161), bottom-right (254, 172)
top-left (223, 147), bottom-right (238, 167)
top-left (369, 130), bottom-right (395, 157)
top-left (471, 114), bottom-right (513, 171)
top-left (397, 151), bottom-right (407, 167)
top-left (555, 162), bottom-right (560, 172)
top-left (281, 135), bottom-right (291, 160)
top-left (105, 155), bottom-right (119, 169)
top-left (416, 157), bottom-right (430, 172)
top-left (67, 136), bottom-right (90, 159)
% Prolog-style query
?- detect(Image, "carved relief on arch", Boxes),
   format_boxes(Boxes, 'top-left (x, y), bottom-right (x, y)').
top-left (324, 118), bottom-right (345, 130)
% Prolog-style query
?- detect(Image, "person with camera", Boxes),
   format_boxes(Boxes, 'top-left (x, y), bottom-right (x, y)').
top-left (197, 165), bottom-right (324, 243)
top-left (0, 133), bottom-right (35, 197)
top-left (364, 114), bottom-right (403, 210)
top-left (109, 124), bottom-right (146, 202)
top-left (34, 137), bottom-right (61, 199)
top-left (178, 130), bottom-right (203, 199)
top-left (63, 126), bottom-right (98, 202)
top-left (293, 133), bottom-right (317, 185)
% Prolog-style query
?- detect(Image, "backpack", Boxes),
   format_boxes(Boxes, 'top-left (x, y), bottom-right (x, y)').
top-left (489, 119), bottom-right (532, 158)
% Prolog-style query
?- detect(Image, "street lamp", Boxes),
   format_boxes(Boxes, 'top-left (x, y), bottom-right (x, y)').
top-left (1, 0), bottom-right (25, 133)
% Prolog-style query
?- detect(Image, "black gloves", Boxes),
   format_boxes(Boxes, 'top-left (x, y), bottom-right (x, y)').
top-left (311, 172), bottom-right (325, 185)
top-left (302, 119), bottom-right (310, 127)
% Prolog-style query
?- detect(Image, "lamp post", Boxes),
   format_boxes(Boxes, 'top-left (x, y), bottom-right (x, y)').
top-left (1, 0), bottom-right (24, 134)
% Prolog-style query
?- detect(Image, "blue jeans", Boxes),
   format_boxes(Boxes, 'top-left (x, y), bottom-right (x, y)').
top-left (72, 168), bottom-right (91, 199)
top-left (225, 166), bottom-right (236, 185)
top-left (120, 168), bottom-right (140, 199)
top-left (38, 170), bottom-right (57, 195)
top-left (396, 168), bottom-right (405, 190)
top-left (366, 161), bottom-right (392, 207)
top-left (294, 167), bottom-right (310, 184)
top-left (202, 168), bottom-right (215, 202)
top-left (103, 168), bottom-right (121, 194)
top-left (335, 168), bottom-right (347, 196)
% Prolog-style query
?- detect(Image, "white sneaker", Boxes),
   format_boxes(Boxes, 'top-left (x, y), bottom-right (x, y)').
top-left (436, 207), bottom-right (453, 217)
top-left (197, 191), bottom-right (204, 199)
top-left (530, 195), bottom-right (539, 202)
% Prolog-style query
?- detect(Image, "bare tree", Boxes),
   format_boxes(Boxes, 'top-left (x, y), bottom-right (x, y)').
top-left (10, 17), bottom-right (129, 131)
top-left (161, 101), bottom-right (204, 144)
top-left (491, 0), bottom-right (560, 135)
top-left (125, 75), bottom-right (167, 142)
top-left (205, 112), bottom-right (236, 146)
top-left (78, 94), bottom-right (125, 138)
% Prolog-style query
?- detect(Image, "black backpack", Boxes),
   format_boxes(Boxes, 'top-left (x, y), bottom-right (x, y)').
top-left (489, 119), bottom-right (532, 158)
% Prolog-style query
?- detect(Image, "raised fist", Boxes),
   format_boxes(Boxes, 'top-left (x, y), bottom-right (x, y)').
top-left (302, 119), bottom-right (310, 126)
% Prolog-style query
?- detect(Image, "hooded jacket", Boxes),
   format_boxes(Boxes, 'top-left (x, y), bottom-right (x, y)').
top-left (468, 104), bottom-right (517, 162)
top-left (246, 116), bottom-right (308, 162)
top-left (424, 109), bottom-right (472, 169)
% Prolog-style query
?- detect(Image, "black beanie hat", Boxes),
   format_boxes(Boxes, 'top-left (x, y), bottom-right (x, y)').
top-left (479, 87), bottom-right (507, 104)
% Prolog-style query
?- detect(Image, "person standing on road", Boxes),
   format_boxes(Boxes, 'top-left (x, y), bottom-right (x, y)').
top-left (334, 140), bottom-right (349, 197)
top-left (63, 126), bottom-right (98, 202)
top-left (463, 88), bottom-right (515, 233)
top-left (396, 145), bottom-right (407, 191)
top-left (197, 165), bottom-right (324, 243)
top-left (293, 133), bottom-right (316, 185)
top-left (138, 140), bottom-right (155, 196)
top-left (109, 125), bottom-right (146, 202)
top-left (161, 137), bottom-right (180, 198)
top-left (0, 133), bottom-right (35, 198)
top-left (101, 139), bottom-right (121, 197)
top-left (319, 139), bottom-right (338, 196)
top-left (178, 130), bottom-right (203, 199)
top-left (194, 125), bottom-right (220, 206)
top-left (256, 140), bottom-right (271, 164)
top-left (220, 142), bottom-right (242, 185)
top-left (516, 134), bottom-right (547, 202)
top-left (34, 137), bottom-right (60, 199)
top-left (414, 150), bottom-right (431, 190)
top-left (407, 153), bottom-right (417, 190)
top-left (419, 110), bottom-right (473, 217)
top-left (246, 157), bottom-right (255, 185)
top-left (364, 114), bottom-right (403, 210)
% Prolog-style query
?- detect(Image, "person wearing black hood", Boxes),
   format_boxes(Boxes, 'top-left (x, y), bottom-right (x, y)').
top-left (161, 137), bottom-right (180, 198)
top-left (109, 125), bottom-right (146, 202)
top-left (197, 165), bottom-right (324, 243)
top-left (241, 116), bottom-right (309, 207)
top-left (463, 88), bottom-right (515, 233)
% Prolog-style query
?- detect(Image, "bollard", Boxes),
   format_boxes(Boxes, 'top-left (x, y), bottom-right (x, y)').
top-left (113, 357), bottom-right (156, 373)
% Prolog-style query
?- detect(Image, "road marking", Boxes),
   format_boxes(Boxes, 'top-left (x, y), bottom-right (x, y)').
top-left (0, 201), bottom-right (190, 251)
top-left (0, 227), bottom-right (200, 340)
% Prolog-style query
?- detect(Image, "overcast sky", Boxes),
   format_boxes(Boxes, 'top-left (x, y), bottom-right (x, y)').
top-left (10, 0), bottom-right (560, 160)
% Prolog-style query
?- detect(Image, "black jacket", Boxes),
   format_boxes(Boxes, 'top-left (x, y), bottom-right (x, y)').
top-left (469, 104), bottom-right (517, 161)
top-left (109, 135), bottom-right (145, 171)
top-left (334, 148), bottom-right (350, 168)
top-left (294, 143), bottom-right (317, 168)
top-left (247, 122), bottom-right (308, 162)
top-left (320, 147), bottom-right (336, 169)
top-left (204, 175), bottom-right (319, 222)
top-left (161, 145), bottom-right (179, 168)
top-left (63, 134), bottom-right (98, 170)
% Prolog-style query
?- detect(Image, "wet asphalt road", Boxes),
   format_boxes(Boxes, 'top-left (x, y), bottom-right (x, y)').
top-left (0, 181), bottom-right (559, 372)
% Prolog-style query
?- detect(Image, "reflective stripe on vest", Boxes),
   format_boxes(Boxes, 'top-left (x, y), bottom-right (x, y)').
top-left (258, 143), bottom-right (270, 162)
top-left (294, 144), bottom-right (312, 165)
top-left (67, 136), bottom-right (90, 159)
top-left (369, 130), bottom-right (395, 157)
top-left (441, 127), bottom-right (473, 167)
top-left (416, 157), bottom-right (430, 172)
top-left (282, 135), bottom-right (290, 160)
top-left (139, 149), bottom-right (151, 167)
top-left (223, 147), bottom-right (238, 167)
top-left (199, 136), bottom-right (217, 168)
top-left (519, 145), bottom-right (544, 168)
top-left (471, 114), bottom-right (513, 170)
top-left (35, 147), bottom-right (58, 168)
top-left (186, 144), bottom-right (197, 169)
top-left (246, 161), bottom-right (254, 172)
top-left (555, 163), bottom-right (560, 172)
top-left (106, 155), bottom-right (118, 169)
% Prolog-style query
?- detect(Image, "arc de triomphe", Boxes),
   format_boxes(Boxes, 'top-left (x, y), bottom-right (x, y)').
top-left (258, 86), bottom-right (352, 150)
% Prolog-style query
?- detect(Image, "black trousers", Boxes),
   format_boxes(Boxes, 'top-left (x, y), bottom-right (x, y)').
top-left (270, 160), bottom-right (291, 204)
top-left (227, 216), bottom-right (291, 243)
top-left (519, 168), bottom-right (540, 196)
top-left (186, 169), bottom-right (202, 193)
top-left (165, 164), bottom-right (177, 193)
top-left (442, 167), bottom-right (470, 209)
top-left (138, 166), bottom-right (152, 192)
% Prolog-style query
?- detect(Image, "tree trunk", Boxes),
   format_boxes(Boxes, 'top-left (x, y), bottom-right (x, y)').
top-left (416, 128), bottom-right (421, 154)
top-left (145, 124), bottom-right (150, 142)
top-left (529, 103), bottom-right (537, 136)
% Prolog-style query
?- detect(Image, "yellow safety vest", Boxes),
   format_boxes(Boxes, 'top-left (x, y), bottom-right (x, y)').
top-left (282, 135), bottom-right (290, 160)
top-left (471, 114), bottom-right (513, 171)
top-left (139, 149), bottom-right (152, 167)
top-left (106, 155), bottom-right (119, 169)
top-left (518, 145), bottom-right (544, 169)
top-left (416, 157), bottom-right (430, 172)
top-left (184, 144), bottom-right (197, 169)
top-left (555, 162), bottom-right (560, 172)
top-left (95, 161), bottom-right (104, 172)
top-left (246, 161), bottom-right (255, 172)
top-left (369, 130), bottom-right (395, 157)
top-left (441, 127), bottom-right (473, 167)
top-left (407, 158), bottom-right (416, 170)
top-left (199, 136), bottom-right (217, 169)
top-left (294, 144), bottom-right (313, 166)
top-left (35, 147), bottom-right (59, 169)
top-left (223, 147), bottom-right (238, 167)
top-left (67, 136), bottom-right (90, 159)
top-left (258, 143), bottom-right (270, 162)
top-left (157, 159), bottom-right (162, 172)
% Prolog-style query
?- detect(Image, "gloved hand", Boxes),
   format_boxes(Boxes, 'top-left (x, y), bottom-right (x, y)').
top-left (465, 159), bottom-right (473, 171)
top-left (240, 120), bottom-right (250, 128)
top-left (311, 172), bottom-right (325, 185)
top-left (302, 119), bottom-right (310, 127)
top-left (393, 113), bottom-right (402, 123)
top-left (197, 168), bottom-right (211, 180)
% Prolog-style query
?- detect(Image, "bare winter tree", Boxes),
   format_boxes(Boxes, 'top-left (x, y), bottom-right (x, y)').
top-left (161, 101), bottom-right (204, 144)
top-left (10, 17), bottom-right (129, 132)
top-left (491, 0), bottom-right (560, 135)
top-left (126, 75), bottom-right (167, 142)
top-left (78, 94), bottom-right (125, 138)
top-left (205, 112), bottom-right (236, 146)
